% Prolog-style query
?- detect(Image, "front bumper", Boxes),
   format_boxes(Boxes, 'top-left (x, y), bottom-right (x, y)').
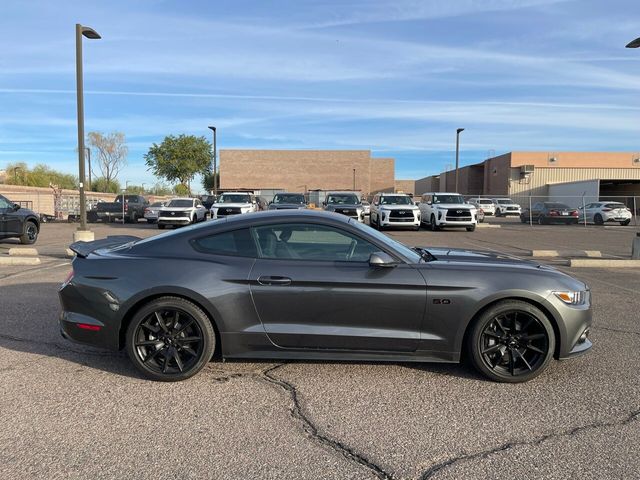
top-left (547, 294), bottom-right (593, 360)
top-left (158, 216), bottom-right (191, 225)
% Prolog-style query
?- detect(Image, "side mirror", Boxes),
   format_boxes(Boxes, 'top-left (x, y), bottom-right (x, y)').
top-left (12, 203), bottom-right (21, 211)
top-left (369, 251), bottom-right (398, 268)
top-left (322, 201), bottom-right (327, 207)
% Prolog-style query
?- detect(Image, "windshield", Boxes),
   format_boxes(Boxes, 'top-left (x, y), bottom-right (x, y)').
top-left (379, 195), bottom-right (413, 205)
top-left (476, 199), bottom-right (493, 204)
top-left (167, 199), bottom-right (193, 208)
top-left (327, 194), bottom-right (359, 205)
top-left (433, 195), bottom-right (464, 204)
top-left (496, 199), bottom-right (514, 205)
top-left (219, 194), bottom-right (251, 203)
top-left (273, 194), bottom-right (305, 204)
top-left (349, 221), bottom-right (422, 264)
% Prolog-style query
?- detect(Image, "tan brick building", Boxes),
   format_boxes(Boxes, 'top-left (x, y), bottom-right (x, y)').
top-left (219, 150), bottom-right (395, 196)
top-left (415, 152), bottom-right (640, 201)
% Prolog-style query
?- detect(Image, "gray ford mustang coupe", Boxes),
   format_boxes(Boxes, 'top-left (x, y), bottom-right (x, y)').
top-left (60, 210), bottom-right (592, 382)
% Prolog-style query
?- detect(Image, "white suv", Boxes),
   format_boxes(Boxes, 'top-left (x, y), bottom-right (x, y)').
top-left (210, 192), bottom-right (257, 219)
top-left (492, 198), bottom-right (521, 216)
top-left (370, 193), bottom-right (420, 230)
top-left (468, 198), bottom-right (496, 216)
top-left (418, 192), bottom-right (477, 232)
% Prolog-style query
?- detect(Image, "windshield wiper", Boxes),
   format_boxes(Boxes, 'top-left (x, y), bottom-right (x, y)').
top-left (412, 247), bottom-right (436, 262)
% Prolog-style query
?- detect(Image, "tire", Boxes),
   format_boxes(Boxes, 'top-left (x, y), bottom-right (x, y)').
top-left (125, 296), bottom-right (216, 381)
top-left (20, 220), bottom-right (39, 245)
top-left (594, 214), bottom-right (604, 225)
top-left (130, 212), bottom-right (138, 224)
top-left (520, 215), bottom-right (527, 223)
top-left (158, 224), bottom-right (165, 229)
top-left (466, 225), bottom-right (476, 232)
top-left (466, 300), bottom-right (555, 383)
top-left (430, 214), bottom-right (439, 232)
top-left (414, 225), bottom-right (420, 231)
top-left (537, 215), bottom-right (546, 225)
top-left (371, 213), bottom-right (379, 230)
top-left (191, 215), bottom-right (196, 224)
top-left (621, 219), bottom-right (630, 226)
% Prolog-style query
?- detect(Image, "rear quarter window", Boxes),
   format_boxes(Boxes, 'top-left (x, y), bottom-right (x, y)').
top-left (191, 229), bottom-right (257, 257)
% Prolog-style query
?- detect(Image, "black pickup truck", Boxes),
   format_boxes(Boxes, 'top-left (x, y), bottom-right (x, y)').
top-left (94, 194), bottom-right (148, 223)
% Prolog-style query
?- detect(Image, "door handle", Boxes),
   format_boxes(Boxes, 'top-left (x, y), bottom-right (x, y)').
top-left (257, 275), bottom-right (292, 286)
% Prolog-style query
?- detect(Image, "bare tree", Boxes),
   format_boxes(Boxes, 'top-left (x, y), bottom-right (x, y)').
top-left (86, 132), bottom-right (128, 190)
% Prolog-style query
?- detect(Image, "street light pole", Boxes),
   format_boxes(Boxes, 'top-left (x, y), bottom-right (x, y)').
top-left (75, 23), bottom-right (100, 237)
top-left (208, 126), bottom-right (217, 196)
top-left (455, 128), bottom-right (465, 193)
top-left (353, 168), bottom-right (356, 190)
top-left (85, 147), bottom-right (92, 192)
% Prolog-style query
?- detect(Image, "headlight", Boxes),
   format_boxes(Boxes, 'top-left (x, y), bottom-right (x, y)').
top-left (553, 291), bottom-right (588, 305)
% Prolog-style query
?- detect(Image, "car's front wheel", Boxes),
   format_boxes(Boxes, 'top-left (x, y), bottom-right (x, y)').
top-left (466, 225), bottom-right (476, 232)
top-left (594, 214), bottom-right (604, 225)
top-left (20, 220), bottom-right (38, 244)
top-left (467, 300), bottom-right (555, 383)
top-left (430, 214), bottom-right (439, 231)
top-left (126, 297), bottom-right (216, 381)
top-left (621, 219), bottom-right (631, 226)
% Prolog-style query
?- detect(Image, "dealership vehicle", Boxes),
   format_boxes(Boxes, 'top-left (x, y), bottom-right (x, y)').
top-left (268, 193), bottom-right (307, 210)
top-left (521, 202), bottom-right (579, 225)
top-left (143, 202), bottom-right (165, 224)
top-left (157, 198), bottom-right (207, 229)
top-left (0, 194), bottom-right (40, 244)
top-left (493, 198), bottom-right (522, 217)
top-left (477, 208), bottom-right (485, 223)
top-left (361, 200), bottom-right (371, 216)
top-left (418, 192), bottom-right (477, 232)
top-left (210, 192), bottom-right (257, 219)
top-left (369, 192), bottom-right (420, 230)
top-left (95, 194), bottom-right (148, 223)
top-left (578, 201), bottom-right (632, 226)
top-left (61, 210), bottom-right (592, 383)
top-left (468, 198), bottom-right (496, 216)
top-left (323, 192), bottom-right (364, 222)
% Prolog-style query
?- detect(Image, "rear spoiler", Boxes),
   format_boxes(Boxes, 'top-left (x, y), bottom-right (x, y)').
top-left (69, 235), bottom-right (141, 258)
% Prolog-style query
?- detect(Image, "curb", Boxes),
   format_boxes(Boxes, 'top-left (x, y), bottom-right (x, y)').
top-left (477, 223), bottom-right (501, 228)
top-left (569, 259), bottom-right (640, 268)
top-left (8, 247), bottom-right (39, 257)
top-left (529, 250), bottom-right (602, 258)
top-left (0, 256), bottom-right (41, 266)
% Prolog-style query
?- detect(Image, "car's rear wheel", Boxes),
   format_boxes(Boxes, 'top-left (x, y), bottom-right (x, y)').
top-left (467, 300), bottom-right (555, 383)
top-left (594, 214), bottom-right (604, 225)
top-left (126, 297), bottom-right (215, 381)
top-left (621, 219), bottom-right (630, 226)
top-left (537, 215), bottom-right (546, 225)
top-left (20, 220), bottom-right (38, 244)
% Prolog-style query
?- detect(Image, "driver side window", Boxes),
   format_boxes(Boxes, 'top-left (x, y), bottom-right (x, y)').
top-left (253, 223), bottom-right (378, 262)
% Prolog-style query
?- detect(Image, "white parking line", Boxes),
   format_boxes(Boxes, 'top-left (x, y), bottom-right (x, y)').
top-left (0, 261), bottom-right (71, 282)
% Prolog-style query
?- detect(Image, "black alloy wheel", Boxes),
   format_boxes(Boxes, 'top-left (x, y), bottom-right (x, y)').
top-left (20, 221), bottom-right (38, 244)
top-left (126, 297), bottom-right (215, 381)
top-left (537, 215), bottom-right (546, 225)
top-left (468, 300), bottom-right (554, 383)
top-left (594, 214), bottom-right (604, 225)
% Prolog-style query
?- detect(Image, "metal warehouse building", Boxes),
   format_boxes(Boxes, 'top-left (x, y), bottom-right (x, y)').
top-left (415, 152), bottom-right (640, 204)
top-left (219, 149), bottom-right (416, 197)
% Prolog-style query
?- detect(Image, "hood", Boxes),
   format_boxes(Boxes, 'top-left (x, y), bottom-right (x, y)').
top-left (269, 203), bottom-right (307, 209)
top-left (326, 203), bottom-right (361, 210)
top-left (432, 203), bottom-right (474, 209)
top-left (212, 202), bottom-right (253, 209)
top-left (378, 204), bottom-right (419, 211)
top-left (423, 247), bottom-right (540, 268)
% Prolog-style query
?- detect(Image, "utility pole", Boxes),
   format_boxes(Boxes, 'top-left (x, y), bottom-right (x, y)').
top-left (208, 126), bottom-right (217, 196)
top-left (353, 168), bottom-right (356, 190)
top-left (455, 128), bottom-right (465, 192)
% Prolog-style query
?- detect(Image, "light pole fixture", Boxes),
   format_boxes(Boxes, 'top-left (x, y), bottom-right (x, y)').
top-left (75, 23), bottom-right (101, 234)
top-left (208, 126), bottom-right (217, 196)
top-left (125, 180), bottom-right (131, 191)
top-left (626, 37), bottom-right (640, 48)
top-left (455, 128), bottom-right (465, 193)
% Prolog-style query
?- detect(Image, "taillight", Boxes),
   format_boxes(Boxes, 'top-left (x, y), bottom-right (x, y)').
top-left (124, 204), bottom-right (129, 212)
top-left (571, 211), bottom-right (578, 216)
top-left (144, 208), bottom-right (149, 213)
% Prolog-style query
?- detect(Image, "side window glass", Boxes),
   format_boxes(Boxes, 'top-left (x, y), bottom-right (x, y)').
top-left (191, 228), bottom-right (257, 257)
top-left (253, 223), bottom-right (378, 262)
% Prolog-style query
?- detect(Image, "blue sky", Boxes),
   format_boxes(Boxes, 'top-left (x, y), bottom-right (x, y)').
top-left (1, 0), bottom-right (639, 190)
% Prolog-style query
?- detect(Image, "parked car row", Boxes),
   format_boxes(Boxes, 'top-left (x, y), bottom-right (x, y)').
top-left (468, 197), bottom-right (521, 216)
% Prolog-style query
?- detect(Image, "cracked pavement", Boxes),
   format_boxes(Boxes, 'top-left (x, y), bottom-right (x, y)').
top-left (1, 222), bottom-right (639, 479)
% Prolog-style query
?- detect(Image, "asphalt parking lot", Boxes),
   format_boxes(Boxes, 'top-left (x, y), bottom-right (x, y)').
top-left (1, 217), bottom-right (639, 479)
